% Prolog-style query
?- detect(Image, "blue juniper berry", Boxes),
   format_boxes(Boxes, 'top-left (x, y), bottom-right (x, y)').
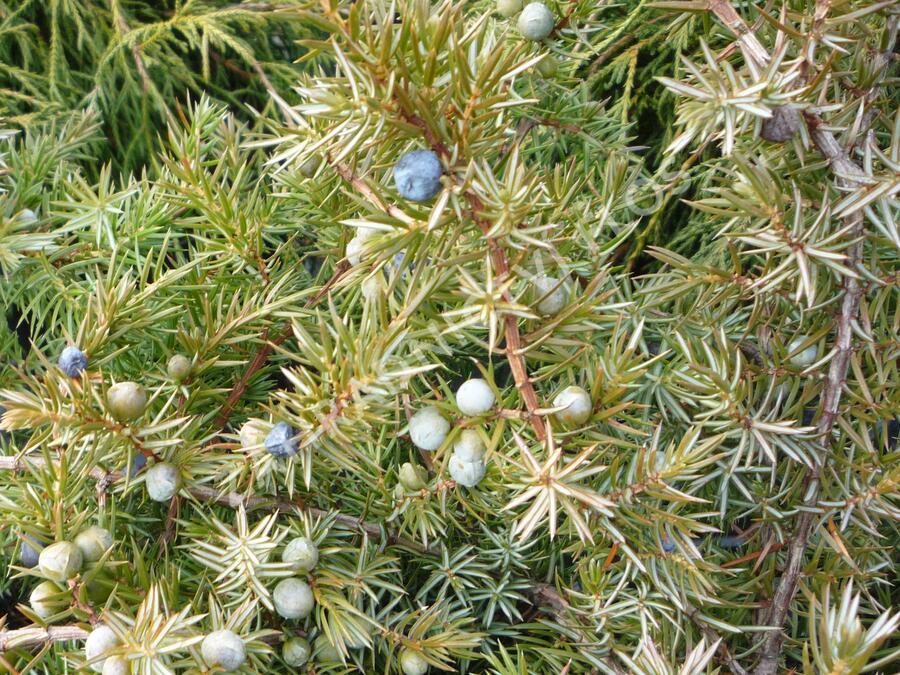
top-left (265, 421), bottom-right (299, 458)
top-left (393, 150), bottom-right (443, 202)
top-left (58, 345), bottom-right (88, 377)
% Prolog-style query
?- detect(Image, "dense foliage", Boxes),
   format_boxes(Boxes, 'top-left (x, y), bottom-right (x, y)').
top-left (1, 1), bottom-right (898, 674)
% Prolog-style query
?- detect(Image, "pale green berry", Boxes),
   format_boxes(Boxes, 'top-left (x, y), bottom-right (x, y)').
top-left (535, 54), bottom-right (558, 77)
top-left (400, 648), bottom-right (429, 675)
top-left (299, 155), bottom-right (321, 178)
top-left (85, 624), bottom-right (120, 673)
top-left (409, 406), bottom-right (450, 451)
top-left (166, 354), bottom-right (192, 383)
top-left (346, 234), bottom-right (368, 265)
top-left (239, 419), bottom-right (267, 449)
top-left (552, 386), bottom-right (592, 426)
top-left (29, 580), bottom-right (63, 619)
top-left (449, 455), bottom-right (486, 488)
top-left (455, 378), bottom-right (495, 416)
top-left (398, 462), bottom-right (428, 490)
top-left (283, 637), bottom-right (312, 666)
top-left (145, 462), bottom-right (181, 502)
top-left (201, 630), bottom-right (246, 672)
top-left (361, 274), bottom-right (386, 300)
top-left (533, 274), bottom-right (567, 316)
top-left (106, 382), bottom-right (147, 422)
top-left (101, 655), bottom-right (130, 675)
top-left (497, 0), bottom-right (523, 18)
top-left (39, 541), bottom-right (83, 582)
top-left (273, 577), bottom-right (315, 619)
top-left (75, 525), bottom-right (113, 563)
top-left (518, 2), bottom-right (555, 40)
top-left (314, 635), bottom-right (342, 663)
top-left (283, 536), bottom-right (319, 572)
top-left (453, 429), bottom-right (486, 463)
top-left (788, 336), bottom-right (818, 368)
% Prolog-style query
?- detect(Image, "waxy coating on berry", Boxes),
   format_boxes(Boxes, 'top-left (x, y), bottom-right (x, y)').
top-left (39, 540), bottom-right (83, 582)
top-left (201, 630), bottom-right (246, 672)
top-left (393, 150), bottom-right (443, 202)
top-left (449, 455), bottom-right (486, 488)
top-left (400, 648), bottom-right (430, 675)
top-left (29, 580), bottom-right (63, 619)
top-left (787, 336), bottom-right (818, 368)
top-left (455, 378), bottom-right (496, 416)
top-left (273, 577), bottom-right (315, 619)
top-left (552, 385), bottom-right (592, 426)
top-left (265, 421), bottom-right (299, 458)
top-left (145, 462), bottom-right (181, 502)
top-left (85, 624), bottom-right (120, 673)
top-left (75, 525), bottom-right (113, 562)
top-left (101, 655), bottom-right (130, 675)
top-left (106, 382), bottom-right (148, 422)
top-left (166, 354), bottom-right (192, 383)
top-left (408, 406), bottom-right (450, 451)
top-left (283, 536), bottom-right (319, 572)
top-left (283, 636), bottom-right (312, 666)
top-left (452, 429), bottom-right (486, 463)
top-left (533, 274), bottom-right (567, 316)
top-left (517, 2), bottom-right (555, 41)
top-left (58, 345), bottom-right (88, 377)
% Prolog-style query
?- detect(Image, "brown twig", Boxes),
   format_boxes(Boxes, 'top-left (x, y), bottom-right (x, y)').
top-left (0, 625), bottom-right (89, 652)
top-left (213, 261), bottom-right (349, 428)
top-left (702, 3), bottom-right (897, 673)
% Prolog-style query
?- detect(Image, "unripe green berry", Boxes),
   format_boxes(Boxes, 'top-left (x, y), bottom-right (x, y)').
top-left (145, 462), bottom-right (181, 502)
top-left (283, 536), bottom-right (319, 572)
top-left (497, 0), bottom-right (523, 18)
top-left (239, 419), bottom-right (267, 449)
top-left (533, 274), bottom-right (566, 316)
top-left (299, 155), bottom-right (322, 178)
top-left (518, 2), bottom-right (555, 40)
top-left (409, 406), bottom-right (450, 451)
top-left (39, 540), bottom-right (83, 582)
top-left (201, 629), bottom-right (246, 672)
top-left (452, 429), bottom-right (486, 463)
top-left (552, 386), bottom-right (592, 426)
top-left (314, 634), bottom-right (342, 663)
top-left (398, 462), bottom-right (428, 490)
top-left (273, 577), bottom-right (315, 619)
top-left (106, 382), bottom-right (147, 422)
top-left (455, 378), bottom-right (495, 416)
top-left (282, 636), bottom-right (312, 666)
top-left (75, 525), bottom-right (113, 563)
top-left (85, 624), bottom-right (120, 673)
top-left (29, 580), bottom-right (63, 619)
top-left (400, 648), bottom-right (429, 675)
top-left (361, 274), bottom-right (386, 300)
top-left (535, 54), bottom-right (558, 77)
top-left (787, 336), bottom-right (818, 368)
top-left (166, 354), bottom-right (192, 383)
top-left (346, 234), bottom-right (368, 265)
top-left (449, 455), bottom-right (486, 487)
top-left (101, 655), bottom-right (130, 675)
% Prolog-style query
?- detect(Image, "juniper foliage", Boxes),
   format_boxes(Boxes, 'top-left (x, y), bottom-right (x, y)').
top-left (1, 1), bottom-right (898, 674)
